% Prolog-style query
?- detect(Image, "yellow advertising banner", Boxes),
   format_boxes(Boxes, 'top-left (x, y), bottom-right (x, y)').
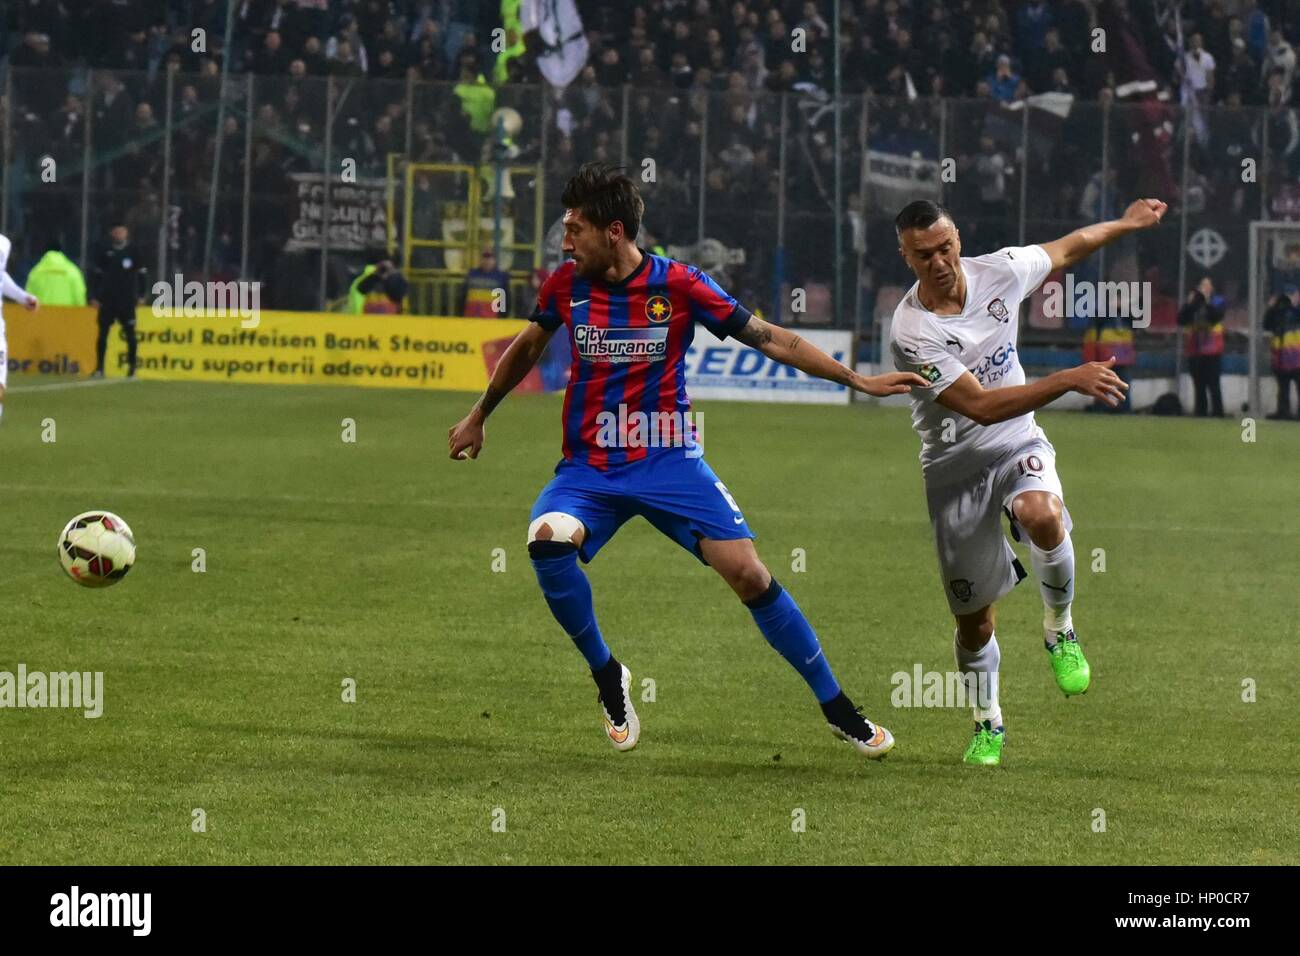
top-left (4, 305), bottom-right (99, 378)
top-left (6, 308), bottom-right (531, 392)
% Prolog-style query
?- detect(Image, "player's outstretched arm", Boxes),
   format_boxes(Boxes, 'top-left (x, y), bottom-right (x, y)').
top-left (936, 358), bottom-right (1127, 426)
top-left (1, 271), bottom-right (37, 310)
top-left (1040, 199), bottom-right (1167, 270)
top-left (448, 321), bottom-right (556, 460)
top-left (734, 316), bottom-right (927, 396)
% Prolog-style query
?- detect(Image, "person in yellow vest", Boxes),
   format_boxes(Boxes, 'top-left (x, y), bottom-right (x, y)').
top-left (1177, 275), bottom-right (1225, 417)
top-left (1264, 284), bottom-right (1300, 420)
top-left (460, 249), bottom-right (511, 317)
top-left (1082, 315), bottom-right (1135, 413)
top-left (348, 254), bottom-right (408, 314)
top-left (453, 68), bottom-right (495, 134)
top-left (24, 241), bottom-right (87, 305)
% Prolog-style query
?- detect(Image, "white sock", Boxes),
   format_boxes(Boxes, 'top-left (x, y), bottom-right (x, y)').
top-left (1031, 530), bottom-right (1074, 643)
top-left (0, 402), bottom-right (5, 425)
top-left (954, 630), bottom-right (1001, 727)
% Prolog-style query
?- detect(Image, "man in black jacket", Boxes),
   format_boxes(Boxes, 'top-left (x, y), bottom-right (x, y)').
top-left (1264, 284), bottom-right (1300, 420)
top-left (91, 224), bottom-right (148, 378)
top-left (1177, 277), bottom-right (1226, 417)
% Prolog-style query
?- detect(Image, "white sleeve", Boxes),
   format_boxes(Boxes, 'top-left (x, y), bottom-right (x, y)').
top-left (1, 271), bottom-right (28, 303)
top-left (890, 329), bottom-right (968, 401)
top-left (994, 244), bottom-right (1053, 300)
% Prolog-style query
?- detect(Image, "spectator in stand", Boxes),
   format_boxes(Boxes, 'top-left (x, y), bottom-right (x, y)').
top-left (1181, 32), bottom-right (1217, 108)
top-left (460, 249), bottom-right (510, 318)
top-left (251, 30), bottom-right (291, 76)
top-left (349, 253), bottom-right (409, 314)
top-left (988, 54), bottom-right (1022, 103)
top-left (1026, 27), bottom-right (1073, 93)
top-left (1261, 28), bottom-right (1296, 104)
top-left (1178, 276), bottom-right (1227, 418)
top-left (1016, 0), bottom-right (1054, 57)
top-left (1220, 38), bottom-right (1260, 104)
top-left (9, 32), bottom-right (64, 117)
top-left (1264, 284), bottom-right (1300, 419)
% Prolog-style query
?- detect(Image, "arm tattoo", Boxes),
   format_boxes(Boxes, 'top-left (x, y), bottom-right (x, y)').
top-left (475, 383), bottom-right (507, 418)
top-left (736, 316), bottom-right (774, 348)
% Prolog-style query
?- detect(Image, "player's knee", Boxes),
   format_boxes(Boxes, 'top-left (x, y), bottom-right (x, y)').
top-left (727, 560), bottom-right (772, 602)
top-left (527, 512), bottom-right (585, 558)
top-left (1016, 494), bottom-right (1063, 548)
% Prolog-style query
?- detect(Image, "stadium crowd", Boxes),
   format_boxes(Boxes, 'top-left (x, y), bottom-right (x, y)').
top-left (4, 2), bottom-right (1298, 103)
top-left (1, 0), bottom-right (1299, 348)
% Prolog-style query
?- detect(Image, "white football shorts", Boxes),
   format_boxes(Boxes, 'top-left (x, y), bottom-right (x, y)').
top-left (924, 435), bottom-right (1072, 615)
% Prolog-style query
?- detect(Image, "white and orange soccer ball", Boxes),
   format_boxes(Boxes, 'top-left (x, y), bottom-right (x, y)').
top-left (57, 511), bottom-right (136, 587)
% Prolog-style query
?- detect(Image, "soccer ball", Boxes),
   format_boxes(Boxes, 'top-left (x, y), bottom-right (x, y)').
top-left (57, 511), bottom-right (136, 588)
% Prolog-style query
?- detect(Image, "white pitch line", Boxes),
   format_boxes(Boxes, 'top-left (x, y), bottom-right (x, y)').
top-left (7, 377), bottom-right (139, 393)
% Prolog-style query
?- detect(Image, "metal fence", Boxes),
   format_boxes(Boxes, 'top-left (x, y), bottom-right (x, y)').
top-left (3, 66), bottom-right (1298, 381)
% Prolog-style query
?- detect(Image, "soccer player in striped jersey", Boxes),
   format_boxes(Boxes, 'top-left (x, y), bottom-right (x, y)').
top-left (449, 163), bottom-right (926, 759)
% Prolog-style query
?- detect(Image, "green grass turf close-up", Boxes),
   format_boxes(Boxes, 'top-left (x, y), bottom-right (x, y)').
top-left (1, 378), bottom-right (1297, 864)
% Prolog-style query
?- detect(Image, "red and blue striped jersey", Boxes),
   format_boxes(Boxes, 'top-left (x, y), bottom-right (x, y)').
top-left (529, 251), bottom-right (752, 470)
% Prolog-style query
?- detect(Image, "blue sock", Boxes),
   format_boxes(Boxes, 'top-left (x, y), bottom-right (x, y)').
top-left (530, 544), bottom-right (611, 671)
top-left (745, 578), bottom-right (841, 703)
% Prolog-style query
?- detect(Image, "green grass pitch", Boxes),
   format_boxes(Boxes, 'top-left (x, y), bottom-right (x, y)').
top-left (2, 378), bottom-right (1296, 864)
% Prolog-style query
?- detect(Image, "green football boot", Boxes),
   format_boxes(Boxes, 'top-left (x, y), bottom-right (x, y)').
top-left (962, 720), bottom-right (1005, 766)
top-left (1047, 629), bottom-right (1091, 696)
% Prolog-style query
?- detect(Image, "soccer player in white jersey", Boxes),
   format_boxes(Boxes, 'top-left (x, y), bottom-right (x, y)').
top-left (0, 234), bottom-right (42, 426)
top-left (888, 197), bottom-right (1165, 765)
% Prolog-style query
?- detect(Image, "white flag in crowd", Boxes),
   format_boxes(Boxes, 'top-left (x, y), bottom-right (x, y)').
top-left (522, 0), bottom-right (589, 90)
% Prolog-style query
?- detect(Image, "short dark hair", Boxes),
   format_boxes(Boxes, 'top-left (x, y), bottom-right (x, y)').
top-left (561, 162), bottom-right (643, 240)
top-left (894, 199), bottom-right (953, 235)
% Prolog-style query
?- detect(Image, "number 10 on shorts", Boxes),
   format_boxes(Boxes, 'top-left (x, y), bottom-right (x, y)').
top-left (1016, 454), bottom-right (1044, 476)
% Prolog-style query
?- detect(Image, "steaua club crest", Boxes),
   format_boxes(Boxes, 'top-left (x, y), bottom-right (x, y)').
top-left (987, 298), bottom-right (1010, 323)
top-left (645, 295), bottom-right (672, 323)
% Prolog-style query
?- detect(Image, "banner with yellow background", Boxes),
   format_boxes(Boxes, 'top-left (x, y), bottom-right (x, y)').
top-left (6, 308), bottom-right (537, 393)
top-left (4, 306), bottom-right (98, 378)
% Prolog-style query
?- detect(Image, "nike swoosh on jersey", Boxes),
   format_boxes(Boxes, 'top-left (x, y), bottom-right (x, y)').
top-left (570, 298), bottom-right (590, 307)
top-left (733, 515), bottom-right (745, 524)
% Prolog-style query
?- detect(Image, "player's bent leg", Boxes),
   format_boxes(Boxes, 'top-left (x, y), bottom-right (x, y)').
top-left (1011, 490), bottom-right (1090, 697)
top-left (527, 513), bottom-right (638, 751)
top-left (955, 605), bottom-right (1005, 766)
top-left (955, 604), bottom-right (996, 649)
top-left (697, 535), bottom-right (771, 601)
top-left (1010, 489), bottom-right (1065, 550)
top-left (698, 537), bottom-right (894, 759)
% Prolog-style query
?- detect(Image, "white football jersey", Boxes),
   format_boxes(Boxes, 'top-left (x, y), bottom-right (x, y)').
top-left (889, 244), bottom-right (1053, 486)
top-left (0, 233), bottom-right (10, 336)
